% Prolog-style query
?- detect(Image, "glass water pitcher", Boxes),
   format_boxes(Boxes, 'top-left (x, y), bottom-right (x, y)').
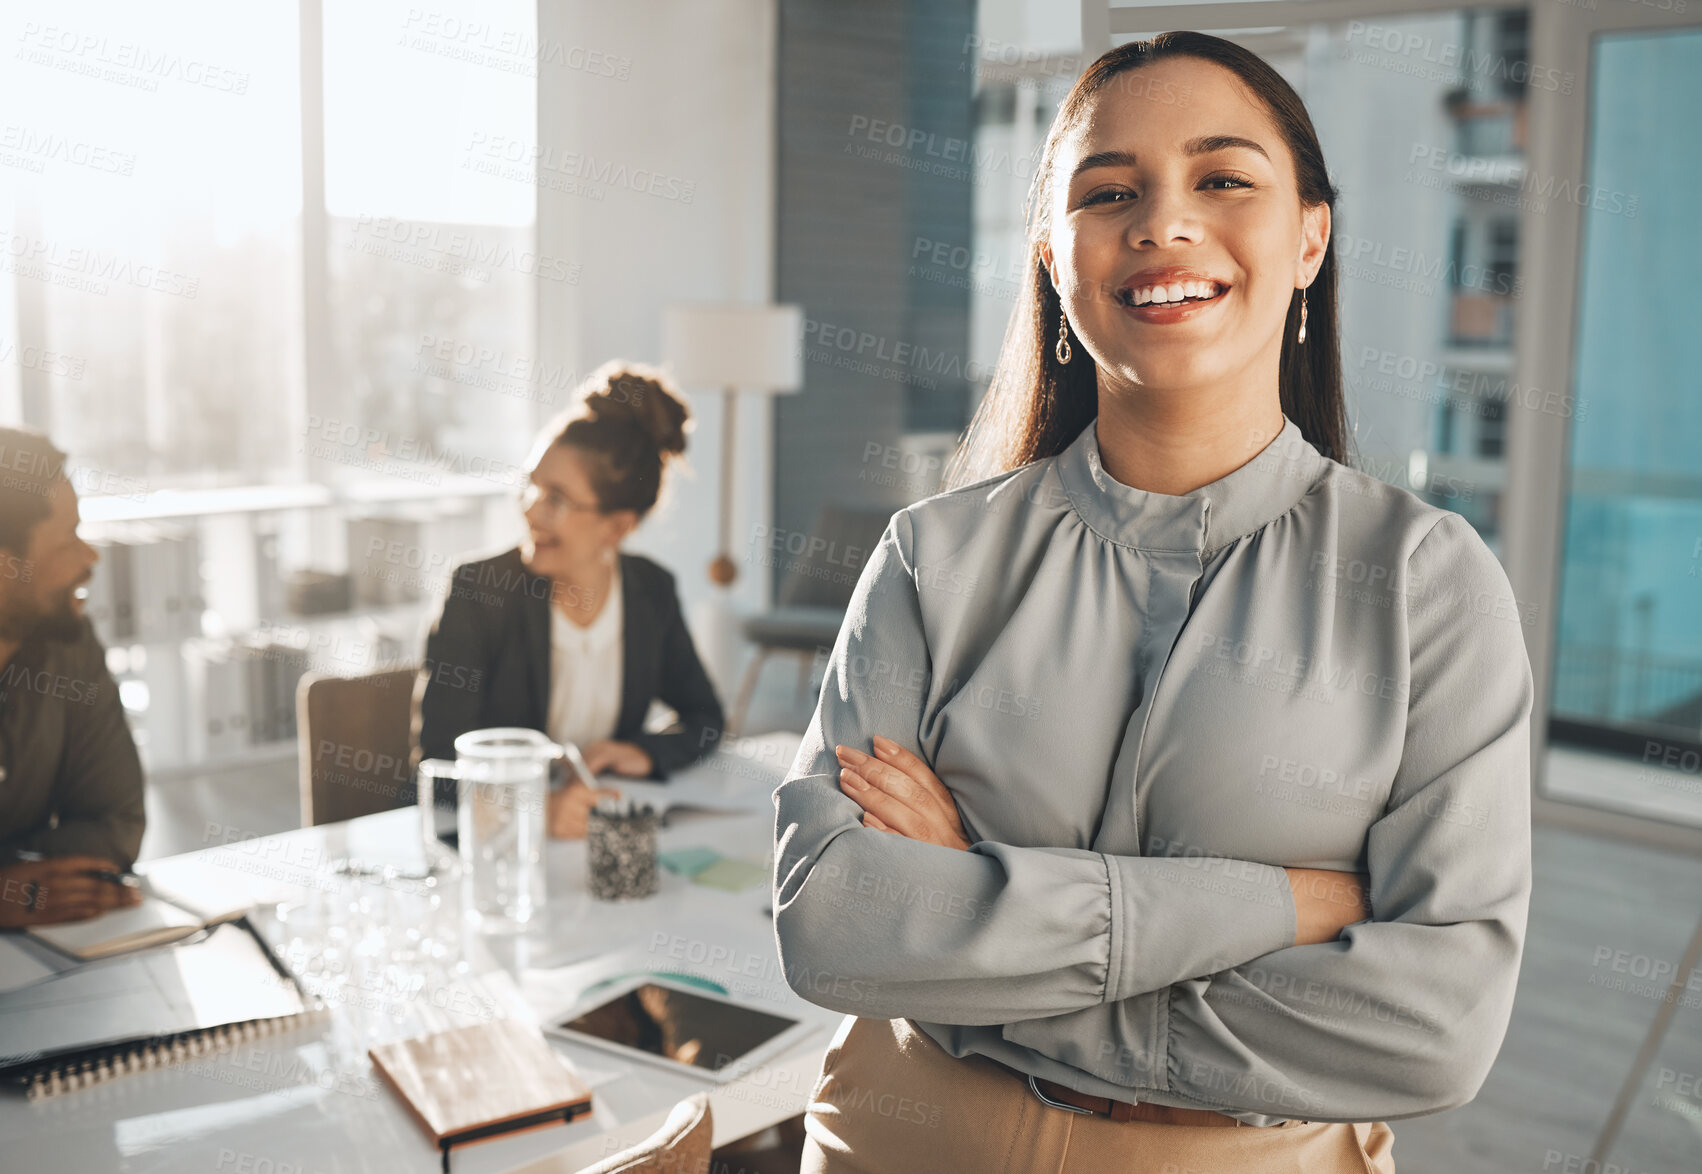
top-left (417, 727), bottom-right (560, 932)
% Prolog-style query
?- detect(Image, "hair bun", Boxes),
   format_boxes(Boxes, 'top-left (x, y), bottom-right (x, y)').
top-left (582, 360), bottom-right (689, 459)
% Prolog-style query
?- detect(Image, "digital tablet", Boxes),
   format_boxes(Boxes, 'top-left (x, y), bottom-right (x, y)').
top-left (544, 974), bottom-right (818, 1083)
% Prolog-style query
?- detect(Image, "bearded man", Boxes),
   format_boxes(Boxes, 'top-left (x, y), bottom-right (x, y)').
top-left (0, 426), bottom-right (145, 927)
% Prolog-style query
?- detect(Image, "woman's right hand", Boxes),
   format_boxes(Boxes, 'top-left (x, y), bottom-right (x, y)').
top-left (547, 779), bottom-right (625, 840)
top-left (1285, 868), bottom-right (1373, 946)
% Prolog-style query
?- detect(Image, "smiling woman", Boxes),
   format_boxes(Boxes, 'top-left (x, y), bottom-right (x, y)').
top-left (947, 33), bottom-right (1346, 493)
top-left (775, 32), bottom-right (1533, 1174)
top-left (412, 361), bottom-right (726, 840)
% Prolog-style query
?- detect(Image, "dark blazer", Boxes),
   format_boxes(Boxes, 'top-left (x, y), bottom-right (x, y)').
top-left (412, 547), bottom-right (724, 778)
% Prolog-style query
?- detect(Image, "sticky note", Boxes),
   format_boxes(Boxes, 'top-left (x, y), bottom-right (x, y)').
top-left (689, 857), bottom-right (768, 893)
top-left (658, 847), bottom-right (721, 878)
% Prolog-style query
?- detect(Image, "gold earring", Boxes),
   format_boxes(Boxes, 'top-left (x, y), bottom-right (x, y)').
top-left (1055, 310), bottom-right (1072, 365)
top-left (1297, 290), bottom-right (1308, 345)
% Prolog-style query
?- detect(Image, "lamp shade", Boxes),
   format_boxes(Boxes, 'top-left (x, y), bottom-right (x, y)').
top-left (662, 303), bottom-right (804, 394)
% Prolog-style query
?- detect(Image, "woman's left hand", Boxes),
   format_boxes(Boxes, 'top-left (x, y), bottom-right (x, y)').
top-left (582, 740), bottom-right (653, 777)
top-left (835, 736), bottom-right (973, 852)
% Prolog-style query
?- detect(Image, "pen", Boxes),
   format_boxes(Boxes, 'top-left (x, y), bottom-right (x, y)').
top-left (90, 869), bottom-right (143, 889)
top-left (561, 742), bottom-right (598, 789)
top-left (11, 849), bottom-right (141, 887)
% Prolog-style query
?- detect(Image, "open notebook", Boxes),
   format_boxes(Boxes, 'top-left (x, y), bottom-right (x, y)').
top-left (25, 868), bottom-right (254, 962)
top-left (0, 918), bottom-right (322, 1099)
top-left (585, 730), bottom-right (803, 823)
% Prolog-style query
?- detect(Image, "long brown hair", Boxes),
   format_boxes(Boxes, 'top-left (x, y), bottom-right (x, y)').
top-left (945, 31), bottom-right (1348, 489)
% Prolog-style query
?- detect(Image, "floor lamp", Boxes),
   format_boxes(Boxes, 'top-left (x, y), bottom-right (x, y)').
top-left (662, 303), bottom-right (804, 590)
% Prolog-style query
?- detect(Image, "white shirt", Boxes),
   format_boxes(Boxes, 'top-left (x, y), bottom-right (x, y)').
top-left (545, 566), bottom-right (624, 753)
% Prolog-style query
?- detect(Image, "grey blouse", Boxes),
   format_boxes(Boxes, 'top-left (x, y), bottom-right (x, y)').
top-left (771, 413), bottom-right (1535, 1125)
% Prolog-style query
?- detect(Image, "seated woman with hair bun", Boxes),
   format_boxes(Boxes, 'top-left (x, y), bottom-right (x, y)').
top-left (413, 360), bottom-right (726, 839)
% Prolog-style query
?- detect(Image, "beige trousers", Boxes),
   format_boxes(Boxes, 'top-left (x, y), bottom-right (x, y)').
top-left (800, 1015), bottom-right (1396, 1174)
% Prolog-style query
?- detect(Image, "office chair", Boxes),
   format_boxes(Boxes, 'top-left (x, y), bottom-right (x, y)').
top-left (296, 666), bottom-right (420, 827)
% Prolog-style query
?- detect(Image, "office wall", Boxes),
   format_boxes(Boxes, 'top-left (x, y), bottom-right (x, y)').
top-left (535, 0), bottom-right (778, 690)
top-left (771, 0), bottom-right (976, 593)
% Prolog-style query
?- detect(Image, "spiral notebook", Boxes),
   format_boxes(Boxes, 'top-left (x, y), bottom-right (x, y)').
top-left (0, 918), bottom-right (321, 1100)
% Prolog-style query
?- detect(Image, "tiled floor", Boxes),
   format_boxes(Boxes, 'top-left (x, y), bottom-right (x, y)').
top-left (1393, 827), bottom-right (1702, 1174)
top-left (135, 659), bottom-right (1702, 1172)
top-left (1546, 743), bottom-right (1702, 830)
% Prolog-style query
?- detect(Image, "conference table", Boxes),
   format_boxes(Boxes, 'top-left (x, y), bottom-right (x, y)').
top-left (0, 733), bottom-right (841, 1174)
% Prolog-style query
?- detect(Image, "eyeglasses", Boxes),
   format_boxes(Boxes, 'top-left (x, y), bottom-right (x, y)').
top-left (518, 481), bottom-right (604, 521)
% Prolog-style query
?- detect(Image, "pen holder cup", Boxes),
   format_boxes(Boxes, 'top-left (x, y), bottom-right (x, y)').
top-left (587, 808), bottom-right (660, 901)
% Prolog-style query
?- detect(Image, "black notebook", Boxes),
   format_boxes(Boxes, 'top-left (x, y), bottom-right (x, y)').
top-left (0, 918), bottom-right (323, 1100)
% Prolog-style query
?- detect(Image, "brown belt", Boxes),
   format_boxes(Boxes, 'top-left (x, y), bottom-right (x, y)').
top-left (988, 1058), bottom-right (1248, 1127)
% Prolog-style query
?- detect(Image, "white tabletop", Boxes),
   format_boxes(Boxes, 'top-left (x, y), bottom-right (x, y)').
top-left (0, 733), bottom-right (837, 1173)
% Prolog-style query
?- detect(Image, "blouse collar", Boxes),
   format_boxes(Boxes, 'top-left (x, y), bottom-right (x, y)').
top-left (1053, 413), bottom-right (1328, 556)
top-left (550, 563), bottom-right (623, 650)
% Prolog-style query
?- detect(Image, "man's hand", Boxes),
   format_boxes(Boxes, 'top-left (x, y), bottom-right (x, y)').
top-left (1285, 867), bottom-right (1373, 946)
top-left (0, 855), bottom-right (142, 929)
top-left (547, 779), bottom-right (626, 840)
top-left (581, 740), bottom-right (654, 778)
top-left (834, 736), bottom-right (973, 852)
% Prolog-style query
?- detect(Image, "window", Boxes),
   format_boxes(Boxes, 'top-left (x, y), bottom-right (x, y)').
top-left (1486, 217), bottom-right (1518, 295)
top-left (1492, 11), bottom-right (1530, 100)
top-left (1, 0), bottom-right (303, 488)
top-left (1477, 396), bottom-right (1505, 459)
top-left (318, 0), bottom-right (539, 490)
top-left (1, 0), bottom-right (538, 774)
top-left (1549, 28), bottom-right (1702, 825)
